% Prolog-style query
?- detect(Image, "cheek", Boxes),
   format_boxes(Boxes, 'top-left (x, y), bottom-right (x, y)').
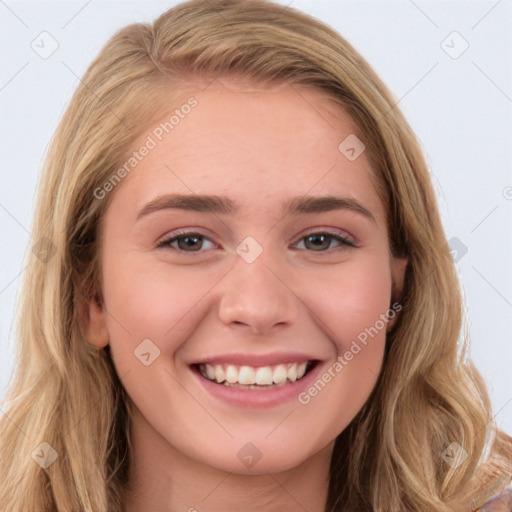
top-left (100, 255), bottom-right (215, 369)
top-left (314, 255), bottom-right (392, 337)
top-left (295, 259), bottom-right (392, 434)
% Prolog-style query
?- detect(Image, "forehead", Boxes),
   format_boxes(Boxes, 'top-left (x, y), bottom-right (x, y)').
top-left (110, 80), bottom-right (386, 223)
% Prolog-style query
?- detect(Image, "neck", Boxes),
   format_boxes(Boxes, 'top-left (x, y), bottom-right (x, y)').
top-left (122, 408), bottom-right (333, 512)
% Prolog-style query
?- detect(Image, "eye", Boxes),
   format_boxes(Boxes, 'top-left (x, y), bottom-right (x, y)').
top-left (156, 231), bottom-right (216, 252)
top-left (156, 229), bottom-right (357, 253)
top-left (292, 231), bottom-right (357, 252)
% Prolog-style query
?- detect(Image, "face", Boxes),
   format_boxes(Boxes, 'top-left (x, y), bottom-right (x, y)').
top-left (86, 79), bottom-right (407, 475)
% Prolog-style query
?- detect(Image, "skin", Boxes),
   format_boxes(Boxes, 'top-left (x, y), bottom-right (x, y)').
top-left (85, 78), bottom-right (408, 512)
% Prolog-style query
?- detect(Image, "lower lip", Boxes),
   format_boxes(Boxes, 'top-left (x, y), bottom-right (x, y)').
top-left (190, 362), bottom-right (324, 409)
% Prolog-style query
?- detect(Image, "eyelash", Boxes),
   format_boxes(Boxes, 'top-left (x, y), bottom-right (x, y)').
top-left (156, 229), bottom-right (357, 253)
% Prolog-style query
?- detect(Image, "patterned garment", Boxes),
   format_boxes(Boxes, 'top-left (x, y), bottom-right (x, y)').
top-left (479, 485), bottom-right (512, 511)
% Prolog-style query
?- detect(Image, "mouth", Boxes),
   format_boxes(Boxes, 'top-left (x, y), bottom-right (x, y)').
top-left (191, 360), bottom-right (320, 390)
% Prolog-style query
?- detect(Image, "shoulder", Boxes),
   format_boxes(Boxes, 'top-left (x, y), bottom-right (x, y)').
top-left (479, 485), bottom-right (512, 511)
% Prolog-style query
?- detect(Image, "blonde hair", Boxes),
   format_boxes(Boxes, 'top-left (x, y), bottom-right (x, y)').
top-left (1, 0), bottom-right (510, 510)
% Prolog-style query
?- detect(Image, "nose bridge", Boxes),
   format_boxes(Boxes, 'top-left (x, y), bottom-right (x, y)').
top-left (217, 247), bottom-right (299, 333)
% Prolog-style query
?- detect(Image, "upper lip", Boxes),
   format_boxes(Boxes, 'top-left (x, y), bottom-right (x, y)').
top-left (190, 352), bottom-right (322, 367)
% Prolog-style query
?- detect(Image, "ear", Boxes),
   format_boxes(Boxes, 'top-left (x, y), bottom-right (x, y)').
top-left (387, 257), bottom-right (408, 332)
top-left (78, 290), bottom-right (109, 349)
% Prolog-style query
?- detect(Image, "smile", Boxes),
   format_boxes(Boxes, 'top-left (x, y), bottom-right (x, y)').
top-left (196, 361), bottom-right (316, 388)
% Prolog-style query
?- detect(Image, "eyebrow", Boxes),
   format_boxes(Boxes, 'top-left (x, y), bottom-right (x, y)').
top-left (136, 193), bottom-right (376, 223)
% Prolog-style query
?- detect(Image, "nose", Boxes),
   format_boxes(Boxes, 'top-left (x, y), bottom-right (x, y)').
top-left (217, 250), bottom-right (299, 335)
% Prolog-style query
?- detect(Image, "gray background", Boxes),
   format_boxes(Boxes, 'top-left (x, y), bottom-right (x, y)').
top-left (1, 0), bottom-right (511, 435)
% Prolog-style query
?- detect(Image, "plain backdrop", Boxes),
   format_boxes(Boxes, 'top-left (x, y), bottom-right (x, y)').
top-left (1, 1), bottom-right (511, 437)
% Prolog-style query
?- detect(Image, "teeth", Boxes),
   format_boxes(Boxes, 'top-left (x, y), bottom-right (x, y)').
top-left (256, 366), bottom-right (273, 385)
top-left (238, 366), bottom-right (256, 385)
top-left (272, 364), bottom-right (287, 384)
top-left (205, 364), bottom-right (215, 380)
top-left (298, 361), bottom-right (307, 377)
top-left (199, 361), bottom-right (311, 386)
top-left (226, 365), bottom-right (238, 384)
top-left (214, 365), bottom-right (225, 383)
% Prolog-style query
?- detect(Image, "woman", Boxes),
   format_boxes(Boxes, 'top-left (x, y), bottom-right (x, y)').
top-left (0, 0), bottom-right (510, 510)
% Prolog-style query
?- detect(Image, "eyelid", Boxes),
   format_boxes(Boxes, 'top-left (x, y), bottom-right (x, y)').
top-left (156, 228), bottom-right (217, 249)
top-left (156, 227), bottom-right (358, 252)
top-left (291, 227), bottom-right (357, 247)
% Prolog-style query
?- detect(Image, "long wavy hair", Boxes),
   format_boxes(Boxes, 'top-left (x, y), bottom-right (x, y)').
top-left (0, 0), bottom-right (510, 510)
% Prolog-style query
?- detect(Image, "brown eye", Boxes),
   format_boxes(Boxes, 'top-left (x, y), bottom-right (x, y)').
top-left (157, 232), bottom-right (215, 252)
top-left (176, 235), bottom-right (203, 251)
top-left (304, 234), bottom-right (331, 251)
top-left (295, 232), bottom-right (356, 252)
